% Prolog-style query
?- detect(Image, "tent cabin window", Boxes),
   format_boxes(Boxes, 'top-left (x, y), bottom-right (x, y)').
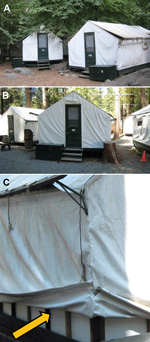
top-left (65, 105), bottom-right (81, 148)
top-left (38, 34), bottom-right (47, 48)
top-left (84, 32), bottom-right (96, 68)
top-left (138, 120), bottom-right (142, 126)
top-left (68, 107), bottom-right (80, 127)
top-left (85, 34), bottom-right (95, 53)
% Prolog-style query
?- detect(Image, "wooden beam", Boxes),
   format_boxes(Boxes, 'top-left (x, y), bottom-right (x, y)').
top-left (27, 306), bottom-right (31, 322)
top-left (90, 316), bottom-right (105, 342)
top-left (0, 303), bottom-right (3, 313)
top-left (147, 319), bottom-right (150, 332)
top-left (45, 308), bottom-right (51, 330)
top-left (65, 311), bottom-right (72, 338)
top-left (11, 303), bottom-right (16, 318)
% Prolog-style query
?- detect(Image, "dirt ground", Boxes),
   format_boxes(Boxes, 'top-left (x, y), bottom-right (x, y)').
top-left (0, 62), bottom-right (150, 87)
top-left (0, 136), bottom-right (150, 174)
top-left (0, 62), bottom-right (100, 86)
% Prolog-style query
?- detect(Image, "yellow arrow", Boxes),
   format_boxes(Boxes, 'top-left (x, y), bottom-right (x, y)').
top-left (12, 312), bottom-right (50, 339)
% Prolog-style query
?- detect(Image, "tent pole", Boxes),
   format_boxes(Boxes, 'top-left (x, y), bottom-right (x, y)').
top-left (56, 181), bottom-right (88, 215)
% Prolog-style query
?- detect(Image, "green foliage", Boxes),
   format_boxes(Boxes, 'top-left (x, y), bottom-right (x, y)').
top-left (0, 0), bottom-right (28, 51)
top-left (0, 0), bottom-right (149, 50)
top-left (0, 88), bottom-right (25, 114)
top-left (133, 0), bottom-right (150, 27)
top-left (66, 87), bottom-right (103, 106)
top-left (46, 88), bottom-right (65, 106)
top-left (120, 87), bottom-right (150, 118)
top-left (31, 88), bottom-right (43, 108)
top-left (102, 88), bottom-right (116, 116)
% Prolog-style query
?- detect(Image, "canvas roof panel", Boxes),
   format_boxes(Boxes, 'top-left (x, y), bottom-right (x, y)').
top-left (131, 104), bottom-right (150, 116)
top-left (90, 21), bottom-right (150, 39)
top-left (10, 107), bottom-right (44, 122)
top-left (0, 175), bottom-right (65, 196)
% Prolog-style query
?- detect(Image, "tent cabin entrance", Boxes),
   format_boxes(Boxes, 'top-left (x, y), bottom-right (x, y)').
top-left (8, 115), bottom-right (14, 141)
top-left (84, 32), bottom-right (96, 68)
top-left (38, 33), bottom-right (48, 60)
top-left (66, 105), bottom-right (81, 148)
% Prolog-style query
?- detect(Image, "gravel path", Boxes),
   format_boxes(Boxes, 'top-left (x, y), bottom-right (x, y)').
top-left (0, 136), bottom-right (150, 174)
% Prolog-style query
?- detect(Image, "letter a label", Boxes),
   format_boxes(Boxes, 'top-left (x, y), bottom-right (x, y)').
top-left (4, 4), bottom-right (10, 12)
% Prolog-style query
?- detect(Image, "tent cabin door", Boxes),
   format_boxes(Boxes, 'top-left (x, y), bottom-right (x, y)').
top-left (66, 105), bottom-right (81, 148)
top-left (38, 33), bottom-right (48, 60)
top-left (84, 32), bottom-right (96, 68)
top-left (8, 115), bottom-right (14, 141)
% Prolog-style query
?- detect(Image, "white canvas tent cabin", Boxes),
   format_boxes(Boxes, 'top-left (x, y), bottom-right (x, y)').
top-left (68, 21), bottom-right (150, 76)
top-left (0, 106), bottom-right (43, 143)
top-left (131, 104), bottom-right (150, 152)
top-left (38, 92), bottom-right (113, 161)
top-left (0, 174), bottom-right (150, 342)
top-left (124, 115), bottom-right (133, 135)
top-left (22, 27), bottom-right (63, 69)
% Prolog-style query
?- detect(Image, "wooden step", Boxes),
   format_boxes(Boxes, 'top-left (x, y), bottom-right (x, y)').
top-left (64, 148), bottom-right (83, 152)
top-left (37, 61), bottom-right (51, 70)
top-left (61, 147), bottom-right (83, 161)
top-left (38, 64), bottom-right (50, 67)
top-left (61, 156), bottom-right (82, 162)
top-left (82, 69), bottom-right (89, 75)
top-left (62, 152), bottom-right (83, 157)
top-left (78, 75), bottom-right (90, 79)
top-left (38, 66), bottom-right (50, 70)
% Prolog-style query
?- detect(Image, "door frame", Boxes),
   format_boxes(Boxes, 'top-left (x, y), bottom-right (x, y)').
top-left (84, 32), bottom-right (96, 68)
top-left (37, 33), bottom-right (48, 60)
top-left (7, 115), bottom-right (14, 141)
top-left (65, 104), bottom-right (82, 148)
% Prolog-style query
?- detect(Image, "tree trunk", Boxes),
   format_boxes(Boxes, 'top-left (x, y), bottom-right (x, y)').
top-left (42, 87), bottom-right (47, 109)
top-left (25, 88), bottom-right (31, 107)
top-left (114, 88), bottom-right (121, 139)
top-left (103, 142), bottom-right (120, 164)
top-left (140, 88), bottom-right (147, 108)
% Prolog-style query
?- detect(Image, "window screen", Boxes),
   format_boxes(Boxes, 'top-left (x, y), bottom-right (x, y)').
top-left (85, 34), bottom-right (94, 53)
top-left (38, 34), bottom-right (47, 48)
top-left (68, 107), bottom-right (79, 126)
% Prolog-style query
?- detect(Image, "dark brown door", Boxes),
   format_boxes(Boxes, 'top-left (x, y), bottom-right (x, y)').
top-left (38, 33), bottom-right (48, 60)
top-left (66, 105), bottom-right (81, 148)
top-left (84, 32), bottom-right (96, 68)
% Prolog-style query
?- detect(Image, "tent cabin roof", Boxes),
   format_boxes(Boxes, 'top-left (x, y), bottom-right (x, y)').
top-left (88, 21), bottom-right (150, 40)
top-left (22, 25), bottom-right (63, 41)
top-left (68, 21), bottom-right (150, 41)
top-left (131, 104), bottom-right (150, 117)
top-left (40, 91), bottom-right (112, 120)
top-left (0, 175), bottom-right (66, 197)
top-left (2, 106), bottom-right (43, 122)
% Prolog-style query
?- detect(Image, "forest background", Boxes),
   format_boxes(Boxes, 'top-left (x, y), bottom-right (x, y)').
top-left (0, 87), bottom-right (150, 120)
top-left (0, 0), bottom-right (149, 55)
